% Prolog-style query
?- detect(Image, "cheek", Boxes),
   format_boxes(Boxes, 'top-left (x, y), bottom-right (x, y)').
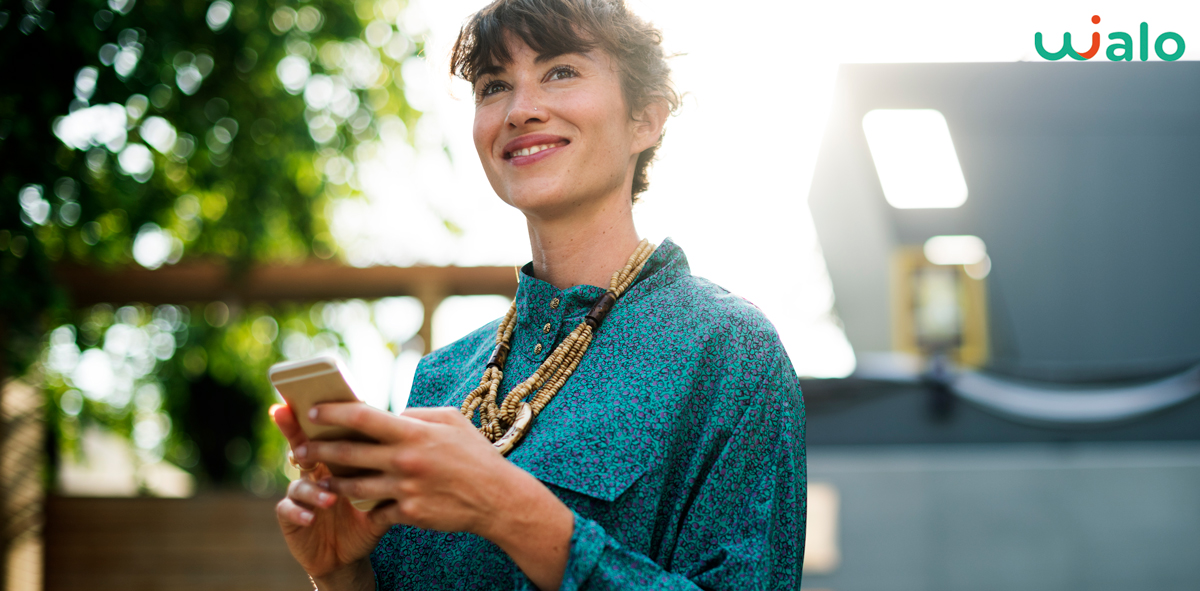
top-left (472, 109), bottom-right (509, 199)
top-left (580, 94), bottom-right (634, 158)
top-left (472, 106), bottom-right (505, 162)
top-left (472, 116), bottom-right (491, 161)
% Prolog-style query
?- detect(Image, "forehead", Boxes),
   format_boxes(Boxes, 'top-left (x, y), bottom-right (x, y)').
top-left (478, 41), bottom-right (601, 77)
top-left (471, 25), bottom-right (600, 79)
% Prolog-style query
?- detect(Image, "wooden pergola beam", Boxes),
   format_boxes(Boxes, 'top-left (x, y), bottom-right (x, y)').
top-left (55, 262), bottom-right (520, 353)
top-left (55, 262), bottom-right (519, 305)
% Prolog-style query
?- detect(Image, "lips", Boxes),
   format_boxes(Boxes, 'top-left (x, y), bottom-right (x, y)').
top-left (508, 142), bottom-right (566, 158)
top-left (503, 133), bottom-right (570, 160)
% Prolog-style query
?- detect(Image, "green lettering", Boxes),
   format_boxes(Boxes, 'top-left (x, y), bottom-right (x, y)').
top-left (1155, 32), bottom-right (1185, 61)
top-left (1107, 32), bottom-right (1133, 61)
top-left (1140, 22), bottom-right (1149, 60)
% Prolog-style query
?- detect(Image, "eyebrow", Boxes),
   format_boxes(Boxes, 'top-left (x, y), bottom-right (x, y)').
top-left (477, 64), bottom-right (506, 79)
top-left (476, 50), bottom-right (595, 80)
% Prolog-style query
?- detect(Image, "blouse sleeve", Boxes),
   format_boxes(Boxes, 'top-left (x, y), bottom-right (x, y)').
top-left (517, 347), bottom-right (807, 591)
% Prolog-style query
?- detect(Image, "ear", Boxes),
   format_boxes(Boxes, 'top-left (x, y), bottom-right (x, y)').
top-left (630, 97), bottom-right (670, 155)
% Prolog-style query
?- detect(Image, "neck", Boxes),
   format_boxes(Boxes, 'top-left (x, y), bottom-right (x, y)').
top-left (525, 193), bottom-right (640, 291)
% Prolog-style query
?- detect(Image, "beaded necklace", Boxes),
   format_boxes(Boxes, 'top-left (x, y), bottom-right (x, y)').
top-left (460, 240), bottom-right (656, 455)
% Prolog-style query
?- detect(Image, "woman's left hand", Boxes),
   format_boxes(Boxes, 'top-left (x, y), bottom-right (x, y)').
top-left (299, 403), bottom-right (574, 590)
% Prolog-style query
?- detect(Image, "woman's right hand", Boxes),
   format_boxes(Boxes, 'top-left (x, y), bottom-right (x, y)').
top-left (271, 404), bottom-right (389, 588)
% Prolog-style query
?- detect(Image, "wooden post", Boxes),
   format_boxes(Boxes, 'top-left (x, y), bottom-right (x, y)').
top-left (414, 281), bottom-right (446, 356)
top-left (0, 314), bottom-right (6, 590)
top-left (1, 378), bottom-right (43, 591)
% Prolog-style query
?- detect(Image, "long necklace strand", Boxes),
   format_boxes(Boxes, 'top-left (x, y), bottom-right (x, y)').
top-left (460, 240), bottom-right (656, 455)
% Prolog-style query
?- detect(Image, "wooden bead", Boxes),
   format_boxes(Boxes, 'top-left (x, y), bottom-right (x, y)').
top-left (585, 292), bottom-right (618, 328)
top-left (460, 240), bottom-right (656, 455)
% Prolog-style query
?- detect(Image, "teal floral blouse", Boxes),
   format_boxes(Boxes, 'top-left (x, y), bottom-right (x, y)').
top-left (371, 238), bottom-right (807, 590)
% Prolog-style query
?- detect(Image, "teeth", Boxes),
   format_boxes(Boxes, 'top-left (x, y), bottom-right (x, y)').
top-left (510, 143), bottom-right (562, 157)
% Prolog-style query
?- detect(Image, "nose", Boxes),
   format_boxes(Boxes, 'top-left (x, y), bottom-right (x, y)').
top-left (504, 88), bottom-right (546, 128)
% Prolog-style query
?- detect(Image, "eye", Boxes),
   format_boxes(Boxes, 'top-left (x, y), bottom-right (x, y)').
top-left (477, 80), bottom-right (508, 100)
top-left (546, 65), bottom-right (578, 82)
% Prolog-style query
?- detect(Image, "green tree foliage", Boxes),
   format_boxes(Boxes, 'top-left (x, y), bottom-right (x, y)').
top-left (1, 0), bottom-right (425, 489)
top-left (42, 301), bottom-right (355, 493)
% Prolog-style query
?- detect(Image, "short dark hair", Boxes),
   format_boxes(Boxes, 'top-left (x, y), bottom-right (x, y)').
top-left (450, 0), bottom-right (680, 201)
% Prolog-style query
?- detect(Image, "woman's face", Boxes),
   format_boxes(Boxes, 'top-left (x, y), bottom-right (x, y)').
top-left (472, 38), bottom-right (655, 219)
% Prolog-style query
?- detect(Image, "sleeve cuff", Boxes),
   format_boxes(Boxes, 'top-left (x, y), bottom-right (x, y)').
top-left (513, 509), bottom-right (610, 591)
top-left (559, 509), bottom-right (610, 591)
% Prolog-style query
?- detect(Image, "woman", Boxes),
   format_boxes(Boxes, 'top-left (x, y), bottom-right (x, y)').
top-left (272, 0), bottom-right (807, 589)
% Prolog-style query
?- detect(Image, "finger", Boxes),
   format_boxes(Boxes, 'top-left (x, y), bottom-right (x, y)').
top-left (369, 496), bottom-right (420, 530)
top-left (303, 439), bottom-right (394, 472)
top-left (368, 498), bottom-right (408, 528)
top-left (273, 406), bottom-right (326, 470)
top-left (328, 474), bottom-right (402, 505)
top-left (401, 406), bottom-right (470, 427)
top-left (286, 477), bottom-right (338, 510)
top-left (276, 497), bottom-right (315, 527)
top-left (299, 463), bottom-right (334, 484)
top-left (271, 404), bottom-right (305, 442)
top-left (309, 402), bottom-right (431, 444)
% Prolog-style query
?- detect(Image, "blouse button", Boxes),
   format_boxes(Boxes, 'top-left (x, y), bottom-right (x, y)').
top-left (549, 298), bottom-right (560, 309)
top-left (542, 323), bottom-right (552, 334)
top-left (534, 343), bottom-right (543, 354)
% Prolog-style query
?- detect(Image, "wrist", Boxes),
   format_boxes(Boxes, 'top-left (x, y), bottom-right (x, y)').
top-left (311, 558), bottom-right (375, 591)
top-left (480, 464), bottom-right (574, 554)
top-left (473, 464), bottom-right (573, 591)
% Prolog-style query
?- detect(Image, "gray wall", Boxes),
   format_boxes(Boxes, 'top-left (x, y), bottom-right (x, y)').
top-left (807, 62), bottom-right (1200, 381)
top-left (803, 442), bottom-right (1200, 591)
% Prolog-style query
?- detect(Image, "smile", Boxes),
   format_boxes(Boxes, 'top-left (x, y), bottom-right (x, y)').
top-left (505, 141), bottom-right (569, 159)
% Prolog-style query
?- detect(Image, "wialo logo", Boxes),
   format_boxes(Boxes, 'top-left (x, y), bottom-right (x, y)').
top-left (1035, 15), bottom-right (1185, 61)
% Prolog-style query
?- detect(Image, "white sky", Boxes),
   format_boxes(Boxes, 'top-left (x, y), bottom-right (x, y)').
top-left (336, 0), bottom-right (1200, 379)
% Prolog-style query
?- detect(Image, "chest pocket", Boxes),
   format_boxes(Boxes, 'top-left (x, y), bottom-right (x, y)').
top-left (508, 390), bottom-right (663, 502)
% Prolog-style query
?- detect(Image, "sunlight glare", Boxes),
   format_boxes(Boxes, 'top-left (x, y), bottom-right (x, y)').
top-left (863, 109), bottom-right (968, 209)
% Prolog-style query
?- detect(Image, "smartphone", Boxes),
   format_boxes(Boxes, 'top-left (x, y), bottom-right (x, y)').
top-left (269, 355), bottom-right (382, 511)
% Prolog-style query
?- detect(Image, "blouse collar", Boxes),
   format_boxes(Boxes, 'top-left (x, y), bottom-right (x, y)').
top-left (509, 239), bottom-right (690, 361)
top-left (515, 238), bottom-right (688, 311)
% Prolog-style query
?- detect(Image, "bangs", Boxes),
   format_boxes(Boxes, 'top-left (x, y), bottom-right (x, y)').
top-left (451, 0), bottom-right (608, 83)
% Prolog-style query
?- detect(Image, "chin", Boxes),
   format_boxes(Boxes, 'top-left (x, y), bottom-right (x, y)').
top-left (501, 180), bottom-right (578, 216)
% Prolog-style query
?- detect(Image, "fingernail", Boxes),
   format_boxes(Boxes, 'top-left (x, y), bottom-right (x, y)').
top-left (318, 492), bottom-right (333, 504)
top-left (299, 510), bottom-right (314, 525)
top-left (308, 408), bottom-right (319, 420)
top-left (295, 444), bottom-right (307, 459)
top-left (316, 480), bottom-right (330, 490)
